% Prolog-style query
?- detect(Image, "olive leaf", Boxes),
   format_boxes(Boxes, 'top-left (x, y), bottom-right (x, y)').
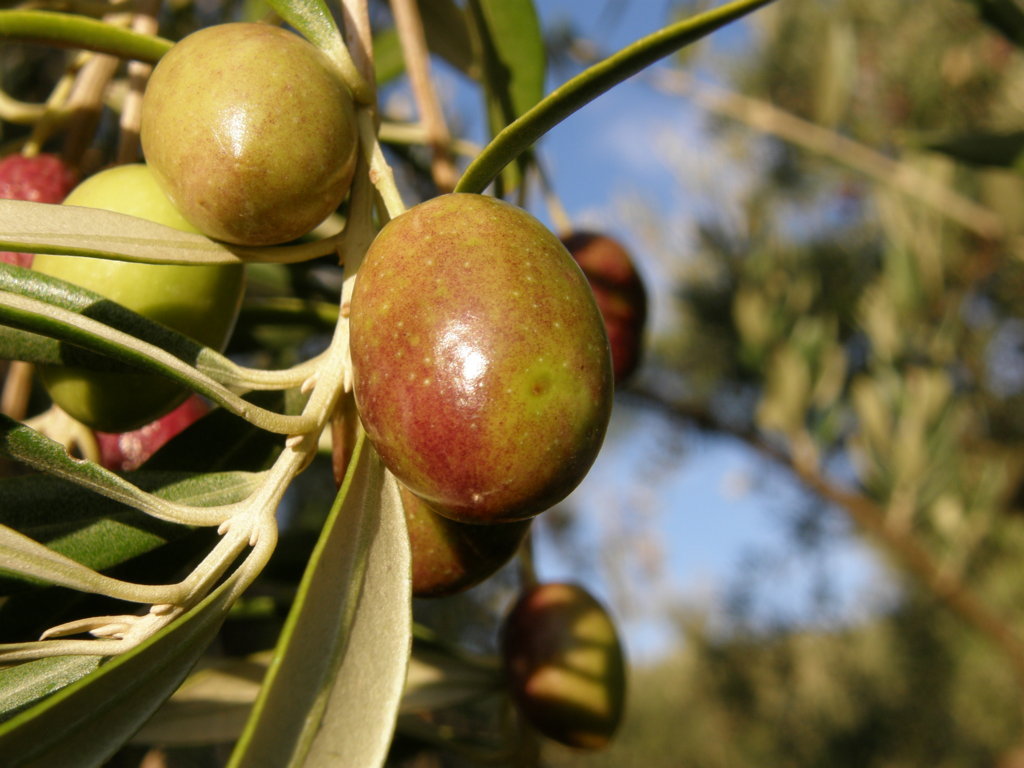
top-left (466, 0), bottom-right (546, 194)
top-left (130, 629), bottom-right (500, 748)
top-left (0, 657), bottom-right (102, 726)
top-left (1, 415), bottom-right (194, 522)
top-left (228, 432), bottom-right (412, 768)
top-left (0, 291), bottom-right (314, 436)
top-left (0, 10), bottom-right (171, 61)
top-left (260, 0), bottom-right (371, 103)
top-left (0, 471), bottom-right (263, 593)
top-left (0, 264), bottom-right (312, 396)
top-left (456, 0), bottom-right (780, 195)
top-left (130, 653), bottom-right (270, 747)
top-left (0, 200), bottom-right (336, 266)
top-left (0, 573), bottom-right (239, 768)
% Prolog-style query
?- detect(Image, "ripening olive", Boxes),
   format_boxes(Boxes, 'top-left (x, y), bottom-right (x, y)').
top-left (560, 232), bottom-right (647, 385)
top-left (32, 164), bottom-right (244, 432)
top-left (349, 193), bottom-right (613, 525)
top-left (401, 485), bottom-right (530, 598)
top-left (502, 582), bottom-right (627, 750)
top-left (0, 153), bottom-right (77, 267)
top-left (140, 22), bottom-right (358, 246)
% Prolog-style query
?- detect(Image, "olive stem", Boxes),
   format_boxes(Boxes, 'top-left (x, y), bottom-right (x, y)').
top-left (0, 88), bottom-right (49, 125)
top-left (338, 0), bottom-right (375, 102)
top-left (0, 291), bottom-right (317, 436)
top-left (358, 108), bottom-right (406, 220)
top-left (200, 347), bottom-right (326, 391)
top-left (62, 22), bottom-right (124, 168)
top-left (115, 0), bottom-right (159, 164)
top-left (379, 120), bottom-right (482, 159)
top-left (22, 51), bottom-right (84, 157)
top-left (390, 0), bottom-right (459, 191)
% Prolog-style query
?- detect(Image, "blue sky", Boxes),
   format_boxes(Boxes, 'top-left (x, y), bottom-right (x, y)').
top-left (516, 0), bottom-right (892, 661)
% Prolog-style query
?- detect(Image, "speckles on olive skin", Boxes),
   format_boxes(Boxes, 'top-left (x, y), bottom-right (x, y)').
top-left (350, 193), bottom-right (613, 524)
top-left (141, 23), bottom-right (358, 246)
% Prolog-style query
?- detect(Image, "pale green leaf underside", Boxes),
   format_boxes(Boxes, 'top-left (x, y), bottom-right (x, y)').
top-left (0, 657), bottom-right (102, 727)
top-left (0, 471), bottom-right (262, 591)
top-left (0, 291), bottom-right (313, 436)
top-left (0, 200), bottom-right (337, 266)
top-left (229, 433), bottom-right (412, 768)
top-left (0, 575), bottom-right (237, 768)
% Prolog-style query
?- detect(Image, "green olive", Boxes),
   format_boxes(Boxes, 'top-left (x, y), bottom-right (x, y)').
top-left (33, 164), bottom-right (245, 432)
top-left (140, 22), bottom-right (358, 246)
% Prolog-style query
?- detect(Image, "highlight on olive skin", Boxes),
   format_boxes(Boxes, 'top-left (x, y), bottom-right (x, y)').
top-left (501, 582), bottom-right (627, 750)
top-left (32, 164), bottom-right (245, 432)
top-left (140, 22), bottom-right (358, 246)
top-left (350, 193), bottom-right (614, 525)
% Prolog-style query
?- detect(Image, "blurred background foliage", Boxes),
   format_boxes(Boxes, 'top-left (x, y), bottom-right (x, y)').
top-left (535, 0), bottom-right (1024, 765)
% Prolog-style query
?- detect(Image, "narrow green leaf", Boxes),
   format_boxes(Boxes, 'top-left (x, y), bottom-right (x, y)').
top-left (0, 415), bottom-right (193, 523)
top-left (0, 262), bottom-right (207, 372)
top-left (471, 0), bottom-right (545, 121)
top-left (0, 200), bottom-right (335, 266)
top-left (455, 0), bottom-right (779, 194)
top-left (229, 433), bottom-right (412, 768)
top-left (0, 575), bottom-right (237, 768)
top-left (467, 0), bottom-right (546, 192)
top-left (420, 0), bottom-right (476, 76)
top-left (131, 654), bottom-right (270, 747)
top-left (0, 263), bottom-right (297, 405)
top-left (0, 657), bottom-right (102, 725)
top-left (0, 10), bottom-right (172, 62)
top-left (263, 0), bottom-right (341, 53)
top-left (0, 471), bottom-right (262, 593)
top-left (0, 292), bottom-right (313, 436)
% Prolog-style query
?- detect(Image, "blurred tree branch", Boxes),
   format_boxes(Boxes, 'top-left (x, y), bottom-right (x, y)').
top-left (625, 388), bottom-right (1024, 689)
top-left (647, 68), bottom-right (1007, 242)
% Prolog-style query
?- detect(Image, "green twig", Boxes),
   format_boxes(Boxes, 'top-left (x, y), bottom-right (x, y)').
top-left (455, 0), bottom-right (779, 194)
top-left (0, 10), bottom-right (172, 62)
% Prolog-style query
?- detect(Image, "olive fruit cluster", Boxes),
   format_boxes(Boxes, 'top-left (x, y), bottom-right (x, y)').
top-left (502, 582), bottom-right (627, 749)
top-left (350, 193), bottom-right (614, 526)
top-left (140, 23), bottom-right (358, 246)
top-left (33, 164), bottom-right (245, 432)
